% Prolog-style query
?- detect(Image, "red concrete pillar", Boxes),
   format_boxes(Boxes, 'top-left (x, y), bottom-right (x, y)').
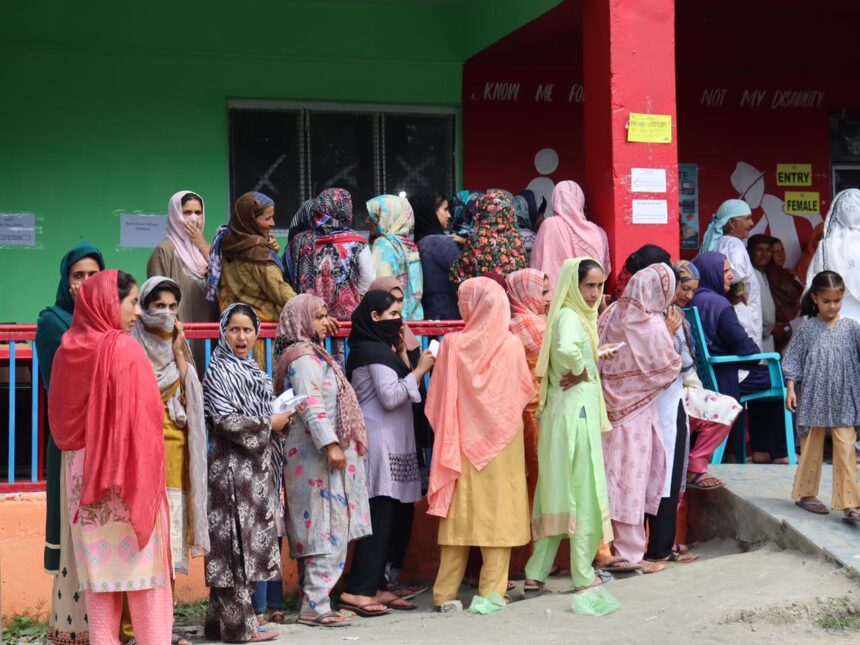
top-left (583, 0), bottom-right (680, 277)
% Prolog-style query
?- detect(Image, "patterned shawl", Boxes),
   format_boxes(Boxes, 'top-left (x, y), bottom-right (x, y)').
top-left (449, 190), bottom-right (528, 286)
top-left (367, 194), bottom-right (424, 320)
top-left (288, 188), bottom-right (367, 320)
top-left (598, 264), bottom-right (682, 423)
top-left (505, 268), bottom-right (547, 356)
top-left (273, 294), bottom-right (368, 454)
top-left (203, 303), bottom-right (274, 418)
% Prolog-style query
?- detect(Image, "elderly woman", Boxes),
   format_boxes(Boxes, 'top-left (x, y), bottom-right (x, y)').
top-left (427, 278), bottom-right (534, 612)
top-left (366, 195), bottom-right (424, 320)
top-left (530, 180), bottom-right (611, 289)
top-left (598, 264), bottom-right (682, 573)
top-left (202, 303), bottom-right (293, 643)
top-left (209, 192), bottom-right (296, 366)
top-left (273, 295), bottom-right (371, 627)
top-left (148, 191), bottom-right (219, 372)
top-left (288, 188), bottom-right (376, 320)
top-left (49, 270), bottom-right (172, 643)
top-left (340, 291), bottom-right (435, 615)
top-left (701, 199), bottom-right (761, 347)
top-left (449, 191), bottom-right (528, 287)
top-left (35, 242), bottom-right (104, 645)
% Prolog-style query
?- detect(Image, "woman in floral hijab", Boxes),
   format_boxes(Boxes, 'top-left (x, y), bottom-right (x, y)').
top-left (449, 191), bottom-right (528, 286)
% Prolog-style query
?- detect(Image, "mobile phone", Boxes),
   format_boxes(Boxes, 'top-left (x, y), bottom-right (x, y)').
top-left (428, 339), bottom-right (441, 357)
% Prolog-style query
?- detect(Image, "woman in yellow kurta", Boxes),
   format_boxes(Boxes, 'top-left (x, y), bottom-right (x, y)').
top-left (426, 277), bottom-right (535, 611)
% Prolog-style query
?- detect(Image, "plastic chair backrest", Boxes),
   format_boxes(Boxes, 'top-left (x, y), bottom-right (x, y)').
top-left (683, 307), bottom-right (719, 391)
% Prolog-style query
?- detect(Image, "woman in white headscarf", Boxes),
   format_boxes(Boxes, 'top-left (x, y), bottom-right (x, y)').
top-left (808, 189), bottom-right (860, 321)
top-left (701, 198), bottom-right (761, 347)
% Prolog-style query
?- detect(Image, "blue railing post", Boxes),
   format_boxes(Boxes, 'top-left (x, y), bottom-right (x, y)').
top-left (8, 342), bottom-right (16, 484)
top-left (266, 339), bottom-right (273, 378)
top-left (30, 346), bottom-right (39, 482)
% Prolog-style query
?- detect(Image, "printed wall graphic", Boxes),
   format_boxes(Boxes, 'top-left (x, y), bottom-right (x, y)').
top-left (678, 164), bottom-right (699, 249)
top-left (526, 147), bottom-right (559, 215)
top-left (731, 161), bottom-right (823, 268)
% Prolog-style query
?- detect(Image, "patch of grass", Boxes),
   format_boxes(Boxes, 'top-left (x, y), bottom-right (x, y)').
top-left (819, 611), bottom-right (860, 631)
top-left (2, 613), bottom-right (47, 644)
top-left (173, 598), bottom-right (209, 626)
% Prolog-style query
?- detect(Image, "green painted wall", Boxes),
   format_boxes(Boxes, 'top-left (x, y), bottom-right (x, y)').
top-left (0, 0), bottom-right (560, 322)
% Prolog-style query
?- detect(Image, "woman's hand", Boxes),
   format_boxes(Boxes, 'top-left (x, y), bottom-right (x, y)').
top-left (561, 369), bottom-right (589, 390)
top-left (598, 344), bottom-right (621, 361)
top-left (785, 382), bottom-right (797, 413)
top-left (326, 443), bottom-right (346, 470)
top-left (270, 411), bottom-right (293, 432)
top-left (267, 235), bottom-right (280, 253)
top-left (417, 349), bottom-right (435, 373)
top-left (450, 234), bottom-right (467, 245)
top-left (665, 306), bottom-right (683, 335)
top-left (324, 316), bottom-right (340, 337)
top-left (173, 320), bottom-right (189, 380)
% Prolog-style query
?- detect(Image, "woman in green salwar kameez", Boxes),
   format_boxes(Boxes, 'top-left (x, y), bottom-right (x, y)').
top-left (524, 257), bottom-right (616, 597)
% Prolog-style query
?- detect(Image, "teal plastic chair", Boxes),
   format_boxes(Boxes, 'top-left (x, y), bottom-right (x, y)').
top-left (683, 306), bottom-right (796, 465)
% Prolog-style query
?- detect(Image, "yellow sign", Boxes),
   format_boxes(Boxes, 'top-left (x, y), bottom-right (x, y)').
top-left (776, 164), bottom-right (812, 186)
top-left (784, 191), bottom-right (820, 215)
top-left (627, 113), bottom-right (673, 144)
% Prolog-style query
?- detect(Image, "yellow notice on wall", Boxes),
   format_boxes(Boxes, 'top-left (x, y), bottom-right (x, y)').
top-left (776, 164), bottom-right (812, 186)
top-left (784, 191), bottom-right (820, 215)
top-left (627, 113), bottom-right (673, 143)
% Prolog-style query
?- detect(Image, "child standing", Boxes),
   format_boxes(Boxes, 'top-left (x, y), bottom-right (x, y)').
top-left (784, 270), bottom-right (860, 522)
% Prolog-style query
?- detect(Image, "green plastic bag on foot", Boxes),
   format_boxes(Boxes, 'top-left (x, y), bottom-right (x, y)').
top-left (570, 585), bottom-right (620, 616)
top-left (467, 591), bottom-right (506, 615)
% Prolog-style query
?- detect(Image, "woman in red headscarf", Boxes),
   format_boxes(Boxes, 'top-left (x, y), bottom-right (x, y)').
top-left (49, 270), bottom-right (172, 644)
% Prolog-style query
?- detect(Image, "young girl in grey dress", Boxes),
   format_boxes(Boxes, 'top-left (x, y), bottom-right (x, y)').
top-left (784, 271), bottom-right (860, 522)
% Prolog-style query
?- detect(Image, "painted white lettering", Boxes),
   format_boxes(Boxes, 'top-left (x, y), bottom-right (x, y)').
top-left (483, 82), bottom-right (521, 101)
top-left (700, 88), bottom-right (728, 107)
top-left (740, 89), bottom-right (767, 108)
top-left (568, 84), bottom-right (584, 103)
top-left (535, 83), bottom-right (554, 102)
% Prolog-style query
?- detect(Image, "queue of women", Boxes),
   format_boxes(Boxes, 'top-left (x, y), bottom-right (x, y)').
top-left (35, 182), bottom-right (860, 643)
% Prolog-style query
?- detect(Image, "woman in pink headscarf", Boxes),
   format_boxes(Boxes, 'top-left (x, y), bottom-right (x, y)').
top-left (530, 180), bottom-right (611, 288)
top-left (426, 277), bottom-right (534, 611)
top-left (597, 264), bottom-right (681, 574)
top-left (148, 190), bottom-right (219, 371)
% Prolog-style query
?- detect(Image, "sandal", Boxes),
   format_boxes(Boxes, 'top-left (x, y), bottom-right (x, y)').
top-left (171, 635), bottom-right (191, 645)
top-left (255, 613), bottom-right (268, 626)
top-left (686, 472), bottom-right (725, 490)
top-left (795, 499), bottom-right (830, 515)
top-left (639, 560), bottom-right (666, 574)
top-left (267, 610), bottom-right (286, 624)
top-left (573, 576), bottom-right (603, 593)
top-left (337, 601), bottom-right (390, 617)
top-left (843, 508), bottom-right (860, 523)
top-left (250, 629), bottom-right (280, 642)
top-left (297, 611), bottom-right (351, 627)
top-left (523, 579), bottom-right (545, 592)
top-left (386, 582), bottom-right (428, 600)
top-left (673, 544), bottom-right (691, 555)
top-left (383, 597), bottom-right (417, 611)
top-left (647, 551), bottom-right (699, 564)
top-left (601, 558), bottom-right (642, 573)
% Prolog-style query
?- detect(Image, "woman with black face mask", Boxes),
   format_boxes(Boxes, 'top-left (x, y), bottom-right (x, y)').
top-left (340, 291), bottom-right (435, 615)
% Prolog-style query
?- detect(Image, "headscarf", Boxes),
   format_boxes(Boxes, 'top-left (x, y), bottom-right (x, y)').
top-left (535, 258), bottom-right (610, 431)
top-left (515, 189), bottom-right (544, 231)
top-left (505, 268), bottom-right (547, 357)
top-left (673, 259), bottom-right (700, 283)
top-left (411, 192), bottom-right (446, 242)
top-left (612, 244), bottom-right (672, 300)
top-left (288, 188), bottom-right (366, 319)
top-left (451, 190), bottom-right (482, 237)
top-left (287, 198), bottom-right (316, 243)
top-left (273, 294), bottom-right (368, 454)
top-left (449, 190), bottom-right (528, 286)
top-left (689, 252), bottom-right (733, 344)
top-left (369, 276), bottom-right (420, 351)
top-left (48, 270), bottom-right (165, 549)
top-left (131, 276), bottom-right (210, 556)
top-left (37, 242), bottom-right (105, 388)
top-left (809, 188), bottom-right (860, 302)
top-left (795, 222), bottom-right (824, 287)
top-left (426, 278), bottom-right (534, 518)
top-left (203, 303), bottom-right (275, 418)
top-left (166, 190), bottom-right (209, 278)
top-left (701, 198), bottom-right (752, 252)
top-left (513, 194), bottom-right (537, 254)
top-left (345, 290), bottom-right (411, 380)
top-left (367, 195), bottom-right (423, 320)
top-left (598, 264), bottom-right (682, 423)
top-left (220, 191), bottom-right (283, 266)
top-left (529, 180), bottom-right (611, 288)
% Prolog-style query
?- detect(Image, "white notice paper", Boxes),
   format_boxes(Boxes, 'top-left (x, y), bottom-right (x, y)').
top-left (631, 168), bottom-right (667, 193)
top-left (120, 213), bottom-right (167, 248)
top-left (0, 213), bottom-right (36, 246)
top-left (273, 388), bottom-right (309, 414)
top-left (632, 199), bottom-right (669, 224)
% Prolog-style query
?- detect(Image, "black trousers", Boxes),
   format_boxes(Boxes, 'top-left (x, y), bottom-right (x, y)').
top-left (645, 400), bottom-right (687, 560)
top-left (346, 496), bottom-right (413, 596)
top-left (386, 499), bottom-right (415, 576)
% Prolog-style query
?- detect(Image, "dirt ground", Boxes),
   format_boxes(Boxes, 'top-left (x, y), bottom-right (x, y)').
top-left (191, 539), bottom-right (860, 644)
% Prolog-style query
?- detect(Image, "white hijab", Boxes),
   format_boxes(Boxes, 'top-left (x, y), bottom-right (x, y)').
top-left (809, 188), bottom-right (860, 301)
top-left (166, 190), bottom-right (209, 278)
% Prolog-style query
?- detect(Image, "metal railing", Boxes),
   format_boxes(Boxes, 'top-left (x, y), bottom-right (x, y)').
top-left (0, 321), bottom-right (463, 492)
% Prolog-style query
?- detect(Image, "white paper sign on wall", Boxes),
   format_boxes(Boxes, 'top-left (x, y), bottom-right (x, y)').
top-left (0, 213), bottom-right (37, 246)
top-left (119, 213), bottom-right (166, 248)
top-left (632, 199), bottom-right (669, 224)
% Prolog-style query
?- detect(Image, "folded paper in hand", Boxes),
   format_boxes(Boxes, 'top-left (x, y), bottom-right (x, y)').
top-left (273, 388), bottom-right (308, 414)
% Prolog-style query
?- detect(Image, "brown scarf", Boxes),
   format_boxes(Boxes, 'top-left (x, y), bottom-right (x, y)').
top-left (221, 192), bottom-right (279, 264)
